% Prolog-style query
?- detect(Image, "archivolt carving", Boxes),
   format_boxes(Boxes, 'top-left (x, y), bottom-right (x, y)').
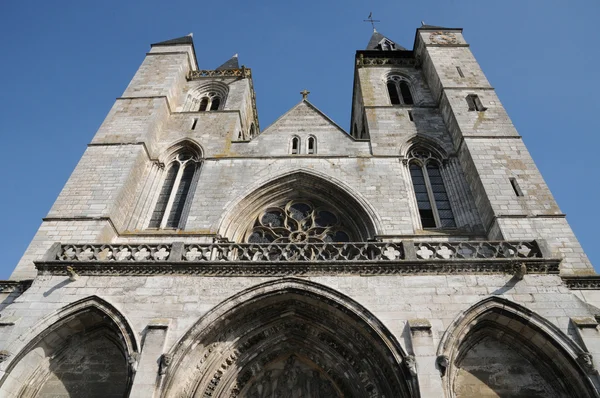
top-left (159, 279), bottom-right (417, 398)
top-left (437, 297), bottom-right (599, 398)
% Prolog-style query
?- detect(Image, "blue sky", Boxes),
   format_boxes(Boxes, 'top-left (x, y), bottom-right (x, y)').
top-left (0, 0), bottom-right (599, 278)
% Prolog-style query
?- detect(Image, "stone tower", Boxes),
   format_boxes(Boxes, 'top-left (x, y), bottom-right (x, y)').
top-left (1, 25), bottom-right (600, 398)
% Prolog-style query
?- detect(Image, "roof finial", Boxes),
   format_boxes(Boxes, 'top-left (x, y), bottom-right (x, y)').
top-left (421, 21), bottom-right (425, 26)
top-left (187, 32), bottom-right (193, 37)
top-left (300, 89), bottom-right (310, 100)
top-left (364, 12), bottom-right (380, 31)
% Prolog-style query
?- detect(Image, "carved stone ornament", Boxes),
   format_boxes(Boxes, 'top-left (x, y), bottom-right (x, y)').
top-left (429, 31), bottom-right (458, 45)
top-left (405, 355), bottom-right (417, 376)
top-left (578, 352), bottom-right (597, 374)
top-left (128, 352), bottom-right (140, 372)
top-left (436, 355), bottom-right (450, 376)
top-left (0, 350), bottom-right (11, 362)
top-left (246, 200), bottom-right (352, 244)
top-left (241, 355), bottom-right (339, 398)
top-left (159, 353), bottom-right (172, 375)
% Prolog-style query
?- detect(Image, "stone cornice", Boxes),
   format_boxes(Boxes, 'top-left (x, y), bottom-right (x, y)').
top-left (562, 276), bottom-right (600, 290)
top-left (0, 280), bottom-right (33, 293)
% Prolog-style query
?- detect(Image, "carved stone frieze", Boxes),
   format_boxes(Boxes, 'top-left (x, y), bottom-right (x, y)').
top-left (562, 276), bottom-right (600, 290)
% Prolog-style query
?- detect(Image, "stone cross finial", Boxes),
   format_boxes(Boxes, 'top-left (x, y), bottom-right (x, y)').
top-left (300, 89), bottom-right (310, 100)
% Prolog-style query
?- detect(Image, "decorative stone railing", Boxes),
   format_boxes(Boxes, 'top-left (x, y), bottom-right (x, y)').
top-left (34, 240), bottom-right (559, 276)
top-left (188, 68), bottom-right (251, 79)
top-left (413, 241), bottom-right (541, 260)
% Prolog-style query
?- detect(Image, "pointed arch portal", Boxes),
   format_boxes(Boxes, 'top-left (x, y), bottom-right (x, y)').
top-left (0, 296), bottom-right (138, 398)
top-left (160, 279), bottom-right (417, 397)
top-left (437, 297), bottom-right (598, 398)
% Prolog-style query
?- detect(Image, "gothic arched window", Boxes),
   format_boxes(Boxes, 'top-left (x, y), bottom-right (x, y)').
top-left (387, 76), bottom-right (414, 105)
top-left (291, 136), bottom-right (300, 154)
top-left (307, 136), bottom-right (316, 154)
top-left (408, 148), bottom-right (456, 229)
top-left (149, 151), bottom-right (200, 229)
top-left (199, 97), bottom-right (208, 111)
top-left (246, 200), bottom-right (352, 243)
top-left (198, 92), bottom-right (222, 111)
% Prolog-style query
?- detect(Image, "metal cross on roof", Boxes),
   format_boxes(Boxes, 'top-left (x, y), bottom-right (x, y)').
top-left (300, 89), bottom-right (310, 100)
top-left (364, 12), bottom-right (380, 31)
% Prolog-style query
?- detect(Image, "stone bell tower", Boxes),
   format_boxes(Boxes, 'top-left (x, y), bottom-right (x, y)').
top-left (1, 26), bottom-right (600, 398)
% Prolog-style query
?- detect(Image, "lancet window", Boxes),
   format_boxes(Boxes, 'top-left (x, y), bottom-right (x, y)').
top-left (408, 148), bottom-right (456, 229)
top-left (307, 136), bottom-right (316, 154)
top-left (149, 151), bottom-right (200, 229)
top-left (387, 75), bottom-right (414, 105)
top-left (198, 91), bottom-right (222, 111)
top-left (291, 136), bottom-right (300, 154)
top-left (246, 200), bottom-right (352, 243)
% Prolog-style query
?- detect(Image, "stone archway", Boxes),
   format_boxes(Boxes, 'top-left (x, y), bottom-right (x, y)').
top-left (216, 169), bottom-right (383, 243)
top-left (0, 296), bottom-right (138, 398)
top-left (437, 297), bottom-right (599, 398)
top-left (160, 279), bottom-right (417, 398)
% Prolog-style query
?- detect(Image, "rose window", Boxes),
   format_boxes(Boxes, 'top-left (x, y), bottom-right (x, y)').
top-left (246, 201), bottom-right (352, 243)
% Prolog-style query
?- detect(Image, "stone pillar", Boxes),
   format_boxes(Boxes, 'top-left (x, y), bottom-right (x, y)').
top-left (130, 318), bottom-right (170, 398)
top-left (408, 318), bottom-right (444, 397)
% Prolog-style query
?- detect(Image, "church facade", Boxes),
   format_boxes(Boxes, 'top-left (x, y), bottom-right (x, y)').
top-left (1, 25), bottom-right (600, 397)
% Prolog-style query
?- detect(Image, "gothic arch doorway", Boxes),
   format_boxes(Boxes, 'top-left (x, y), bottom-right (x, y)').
top-left (160, 279), bottom-right (418, 397)
top-left (437, 297), bottom-right (599, 398)
top-left (0, 296), bottom-right (138, 398)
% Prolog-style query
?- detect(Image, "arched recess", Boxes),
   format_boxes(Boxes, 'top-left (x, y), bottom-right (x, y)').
top-left (399, 134), bottom-right (451, 160)
top-left (437, 296), bottom-right (599, 398)
top-left (157, 138), bottom-right (204, 164)
top-left (384, 71), bottom-right (425, 106)
top-left (0, 296), bottom-right (139, 398)
top-left (182, 81), bottom-right (229, 112)
top-left (217, 169), bottom-right (382, 242)
top-left (159, 278), bottom-right (418, 398)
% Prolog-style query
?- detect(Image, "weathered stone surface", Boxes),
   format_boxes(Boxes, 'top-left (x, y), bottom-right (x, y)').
top-left (1, 26), bottom-right (599, 398)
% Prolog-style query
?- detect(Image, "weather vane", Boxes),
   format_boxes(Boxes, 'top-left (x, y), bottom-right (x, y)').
top-left (363, 12), bottom-right (380, 31)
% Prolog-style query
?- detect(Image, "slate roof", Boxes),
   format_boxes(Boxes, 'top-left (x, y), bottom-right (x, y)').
top-left (216, 54), bottom-right (240, 70)
top-left (365, 30), bottom-right (407, 51)
top-left (151, 35), bottom-right (194, 47)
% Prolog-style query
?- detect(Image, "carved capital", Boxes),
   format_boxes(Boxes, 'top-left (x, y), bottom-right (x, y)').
top-left (436, 355), bottom-right (449, 376)
top-left (128, 352), bottom-right (140, 373)
top-left (578, 352), bottom-right (597, 374)
top-left (159, 353), bottom-right (172, 375)
top-left (405, 355), bottom-right (417, 376)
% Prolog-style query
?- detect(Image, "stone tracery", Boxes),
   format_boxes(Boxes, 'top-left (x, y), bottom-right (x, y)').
top-left (246, 200), bottom-right (352, 244)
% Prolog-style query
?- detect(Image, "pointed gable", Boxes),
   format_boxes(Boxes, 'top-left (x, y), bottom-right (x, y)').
top-left (261, 100), bottom-right (349, 138)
